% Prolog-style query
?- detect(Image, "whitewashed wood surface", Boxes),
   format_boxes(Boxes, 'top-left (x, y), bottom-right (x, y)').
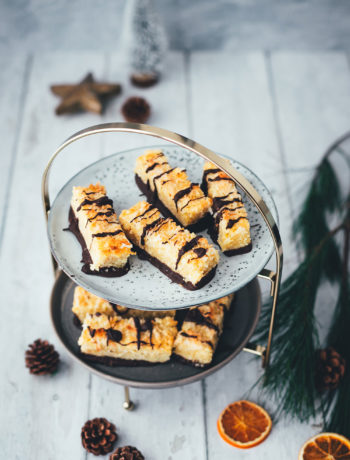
top-left (0, 51), bottom-right (349, 460)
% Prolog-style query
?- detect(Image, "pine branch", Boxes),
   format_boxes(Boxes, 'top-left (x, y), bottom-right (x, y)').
top-left (254, 137), bottom-right (349, 426)
top-left (254, 227), bottom-right (343, 421)
top-left (323, 207), bottom-right (350, 436)
top-left (323, 286), bottom-right (350, 437)
top-left (293, 157), bottom-right (342, 281)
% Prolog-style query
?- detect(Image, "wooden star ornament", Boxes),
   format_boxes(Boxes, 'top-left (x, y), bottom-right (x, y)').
top-left (50, 73), bottom-right (121, 115)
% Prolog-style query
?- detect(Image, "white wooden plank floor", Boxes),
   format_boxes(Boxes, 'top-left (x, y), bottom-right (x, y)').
top-left (0, 50), bottom-right (349, 460)
top-left (0, 55), bottom-right (29, 246)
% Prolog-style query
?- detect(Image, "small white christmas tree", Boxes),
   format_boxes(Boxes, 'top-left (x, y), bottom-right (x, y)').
top-left (124, 0), bottom-right (168, 83)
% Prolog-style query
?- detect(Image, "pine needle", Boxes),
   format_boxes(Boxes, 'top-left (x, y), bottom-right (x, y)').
top-left (293, 158), bottom-right (342, 281)
top-left (254, 220), bottom-right (346, 422)
top-left (323, 218), bottom-right (350, 436)
top-left (323, 282), bottom-right (350, 436)
top-left (254, 237), bottom-right (339, 421)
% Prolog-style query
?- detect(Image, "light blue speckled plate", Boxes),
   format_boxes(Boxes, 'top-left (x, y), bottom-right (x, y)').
top-left (48, 145), bottom-right (278, 310)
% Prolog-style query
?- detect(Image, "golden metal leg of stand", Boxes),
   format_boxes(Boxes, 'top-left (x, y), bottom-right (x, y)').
top-left (243, 342), bottom-right (266, 357)
top-left (123, 386), bottom-right (135, 411)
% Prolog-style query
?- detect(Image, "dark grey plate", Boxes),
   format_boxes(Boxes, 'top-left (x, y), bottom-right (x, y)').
top-left (51, 272), bottom-right (261, 389)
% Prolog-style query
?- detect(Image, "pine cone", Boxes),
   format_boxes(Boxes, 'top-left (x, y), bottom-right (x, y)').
top-left (25, 339), bottom-right (59, 375)
top-left (316, 347), bottom-right (346, 391)
top-left (121, 97), bottom-right (151, 123)
top-left (110, 445), bottom-right (144, 460)
top-left (81, 418), bottom-right (117, 455)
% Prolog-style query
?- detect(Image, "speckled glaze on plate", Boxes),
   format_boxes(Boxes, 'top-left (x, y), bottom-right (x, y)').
top-left (51, 272), bottom-right (261, 388)
top-left (48, 145), bottom-right (278, 310)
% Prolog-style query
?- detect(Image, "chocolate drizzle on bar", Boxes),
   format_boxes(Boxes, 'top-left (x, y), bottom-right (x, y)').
top-left (90, 319), bottom-right (155, 350)
top-left (212, 196), bottom-right (242, 212)
top-left (178, 335), bottom-right (214, 350)
top-left (77, 196), bottom-right (113, 212)
top-left (175, 235), bottom-right (202, 269)
top-left (173, 184), bottom-right (198, 211)
top-left (162, 228), bottom-right (185, 245)
top-left (180, 332), bottom-right (197, 339)
top-left (226, 216), bottom-right (246, 229)
top-left (185, 308), bottom-right (219, 332)
top-left (135, 174), bottom-right (210, 233)
top-left (202, 168), bottom-right (221, 183)
top-left (145, 161), bottom-right (167, 173)
top-left (89, 320), bottom-right (155, 349)
top-left (130, 205), bottom-right (155, 223)
top-left (193, 247), bottom-right (207, 259)
top-left (106, 329), bottom-right (123, 345)
top-left (134, 317), bottom-right (142, 349)
top-left (111, 304), bottom-right (128, 316)
top-left (92, 229), bottom-right (123, 238)
top-left (133, 317), bottom-right (154, 349)
top-left (152, 167), bottom-right (176, 187)
top-left (140, 217), bottom-right (165, 246)
top-left (214, 206), bottom-right (233, 225)
top-left (213, 206), bottom-right (245, 229)
top-left (88, 210), bottom-right (114, 222)
top-left (180, 196), bottom-right (206, 211)
top-left (208, 177), bottom-right (233, 183)
top-left (201, 168), bottom-right (221, 194)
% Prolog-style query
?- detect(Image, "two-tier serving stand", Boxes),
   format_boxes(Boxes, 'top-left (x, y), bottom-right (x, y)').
top-left (42, 123), bottom-right (283, 410)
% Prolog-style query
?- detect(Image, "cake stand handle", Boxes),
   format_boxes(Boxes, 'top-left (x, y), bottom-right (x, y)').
top-left (42, 122), bottom-right (283, 367)
top-left (244, 268), bottom-right (278, 367)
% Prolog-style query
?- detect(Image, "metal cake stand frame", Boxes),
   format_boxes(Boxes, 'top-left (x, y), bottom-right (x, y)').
top-left (41, 122), bottom-right (283, 410)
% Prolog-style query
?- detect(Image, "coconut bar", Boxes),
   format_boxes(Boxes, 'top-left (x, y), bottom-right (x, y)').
top-left (135, 149), bottom-right (212, 230)
top-left (173, 294), bottom-right (234, 367)
top-left (72, 286), bottom-right (176, 326)
top-left (119, 201), bottom-right (219, 290)
top-left (78, 313), bottom-right (178, 364)
top-left (202, 162), bottom-right (252, 255)
top-left (68, 183), bottom-right (134, 276)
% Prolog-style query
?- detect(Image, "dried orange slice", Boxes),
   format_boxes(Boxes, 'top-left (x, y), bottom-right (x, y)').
top-left (217, 400), bottom-right (272, 449)
top-left (298, 433), bottom-right (350, 460)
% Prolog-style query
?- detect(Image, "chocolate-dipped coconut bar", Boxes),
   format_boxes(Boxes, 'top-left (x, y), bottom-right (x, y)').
top-left (68, 183), bottom-right (134, 276)
top-left (135, 149), bottom-right (212, 231)
top-left (202, 162), bottom-right (252, 255)
top-left (72, 286), bottom-right (123, 326)
top-left (173, 294), bottom-right (234, 367)
top-left (72, 286), bottom-right (176, 326)
top-left (78, 313), bottom-right (178, 364)
top-left (119, 201), bottom-right (219, 290)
